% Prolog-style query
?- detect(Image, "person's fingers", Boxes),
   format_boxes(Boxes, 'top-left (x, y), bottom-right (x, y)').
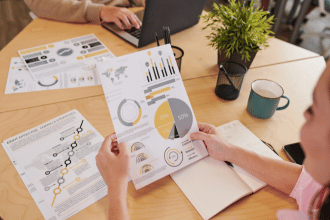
top-left (119, 15), bottom-right (131, 29)
top-left (198, 122), bottom-right (217, 134)
top-left (117, 142), bottom-right (129, 157)
top-left (129, 14), bottom-right (141, 29)
top-left (190, 131), bottom-right (212, 142)
top-left (197, 122), bottom-right (211, 131)
top-left (113, 18), bottom-right (124, 29)
top-left (100, 133), bottom-right (116, 153)
top-left (134, 14), bottom-right (142, 26)
top-left (127, 14), bottom-right (140, 29)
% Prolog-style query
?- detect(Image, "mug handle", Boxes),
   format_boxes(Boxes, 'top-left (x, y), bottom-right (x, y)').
top-left (277, 95), bottom-right (290, 110)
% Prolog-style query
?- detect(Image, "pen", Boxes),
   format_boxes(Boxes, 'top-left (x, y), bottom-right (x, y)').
top-left (155, 32), bottom-right (160, 46)
top-left (163, 27), bottom-right (167, 44)
top-left (167, 27), bottom-right (171, 45)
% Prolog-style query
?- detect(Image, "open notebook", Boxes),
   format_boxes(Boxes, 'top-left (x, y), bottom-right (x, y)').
top-left (170, 120), bottom-right (282, 220)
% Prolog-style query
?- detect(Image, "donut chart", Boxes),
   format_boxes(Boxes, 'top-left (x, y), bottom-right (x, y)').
top-left (164, 147), bottom-right (183, 167)
top-left (38, 76), bottom-right (58, 87)
top-left (154, 98), bottom-right (193, 140)
top-left (117, 99), bottom-right (142, 126)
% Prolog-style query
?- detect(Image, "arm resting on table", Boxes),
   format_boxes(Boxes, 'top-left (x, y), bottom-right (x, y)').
top-left (230, 145), bottom-right (302, 195)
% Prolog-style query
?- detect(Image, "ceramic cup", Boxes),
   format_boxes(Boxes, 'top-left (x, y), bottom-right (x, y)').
top-left (247, 79), bottom-right (290, 119)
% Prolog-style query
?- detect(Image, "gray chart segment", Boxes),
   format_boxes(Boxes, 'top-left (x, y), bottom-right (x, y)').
top-left (22, 52), bottom-right (42, 59)
top-left (147, 94), bottom-right (166, 106)
top-left (144, 79), bottom-right (175, 93)
top-left (28, 60), bottom-right (48, 68)
top-left (117, 99), bottom-right (133, 126)
top-left (168, 98), bottom-right (193, 138)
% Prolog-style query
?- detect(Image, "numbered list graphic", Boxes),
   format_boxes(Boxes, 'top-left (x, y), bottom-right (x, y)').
top-left (154, 98), bottom-right (193, 140)
top-left (50, 120), bottom-right (84, 206)
top-left (141, 50), bottom-right (176, 83)
top-left (117, 99), bottom-right (142, 126)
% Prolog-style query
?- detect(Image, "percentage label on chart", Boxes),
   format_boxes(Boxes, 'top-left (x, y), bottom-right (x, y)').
top-left (163, 129), bottom-right (169, 134)
top-left (160, 114), bottom-right (169, 120)
top-left (178, 113), bottom-right (189, 121)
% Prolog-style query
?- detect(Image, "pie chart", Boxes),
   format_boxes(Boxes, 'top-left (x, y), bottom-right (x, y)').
top-left (154, 98), bottom-right (193, 140)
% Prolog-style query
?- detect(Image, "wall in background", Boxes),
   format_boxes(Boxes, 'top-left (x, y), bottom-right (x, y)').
top-left (0, 0), bottom-right (32, 50)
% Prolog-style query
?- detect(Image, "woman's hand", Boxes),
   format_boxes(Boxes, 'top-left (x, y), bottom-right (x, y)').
top-left (190, 122), bottom-right (234, 161)
top-left (96, 133), bottom-right (130, 192)
top-left (96, 133), bottom-right (130, 220)
top-left (100, 6), bottom-right (142, 29)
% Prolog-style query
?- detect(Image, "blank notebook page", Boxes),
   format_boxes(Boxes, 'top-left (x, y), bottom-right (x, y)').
top-left (171, 156), bottom-right (253, 220)
top-left (217, 120), bottom-right (282, 192)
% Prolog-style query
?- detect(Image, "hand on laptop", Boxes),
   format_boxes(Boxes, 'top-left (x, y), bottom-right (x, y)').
top-left (100, 6), bottom-right (142, 30)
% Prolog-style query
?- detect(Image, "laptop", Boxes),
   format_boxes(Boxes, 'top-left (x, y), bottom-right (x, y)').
top-left (101, 0), bottom-right (207, 48)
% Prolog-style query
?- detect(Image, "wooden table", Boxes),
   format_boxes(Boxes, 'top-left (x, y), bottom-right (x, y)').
top-left (0, 56), bottom-right (325, 220)
top-left (0, 9), bottom-right (320, 114)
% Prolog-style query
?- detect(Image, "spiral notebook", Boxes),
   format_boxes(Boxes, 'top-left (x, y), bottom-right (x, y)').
top-left (170, 120), bottom-right (282, 220)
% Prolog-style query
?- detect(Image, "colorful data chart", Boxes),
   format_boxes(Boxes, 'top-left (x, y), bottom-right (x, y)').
top-left (143, 50), bottom-right (176, 83)
top-left (154, 98), bottom-right (193, 140)
top-left (131, 142), bottom-right (145, 152)
top-left (144, 79), bottom-right (176, 106)
top-left (164, 147), bottom-right (183, 167)
top-left (117, 99), bottom-right (142, 126)
top-left (38, 76), bottom-right (58, 87)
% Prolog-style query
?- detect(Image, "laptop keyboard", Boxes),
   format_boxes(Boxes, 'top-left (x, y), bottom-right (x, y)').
top-left (125, 27), bottom-right (141, 39)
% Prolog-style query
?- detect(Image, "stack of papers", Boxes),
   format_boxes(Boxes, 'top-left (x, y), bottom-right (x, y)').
top-left (5, 34), bottom-right (114, 94)
top-left (1, 110), bottom-right (118, 220)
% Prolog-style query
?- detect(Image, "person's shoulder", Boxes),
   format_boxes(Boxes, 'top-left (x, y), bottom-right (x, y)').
top-left (290, 166), bottom-right (322, 211)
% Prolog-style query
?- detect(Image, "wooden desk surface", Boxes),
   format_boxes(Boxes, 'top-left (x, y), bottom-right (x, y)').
top-left (0, 56), bottom-right (325, 220)
top-left (0, 9), bottom-right (320, 114)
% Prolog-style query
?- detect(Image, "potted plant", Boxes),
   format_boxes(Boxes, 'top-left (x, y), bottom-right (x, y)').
top-left (201, 0), bottom-right (274, 69)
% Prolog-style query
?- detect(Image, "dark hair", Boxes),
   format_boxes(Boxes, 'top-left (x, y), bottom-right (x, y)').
top-left (319, 187), bottom-right (330, 220)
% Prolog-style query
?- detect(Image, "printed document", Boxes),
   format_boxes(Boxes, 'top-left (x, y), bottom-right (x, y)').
top-left (5, 57), bottom-right (104, 94)
top-left (97, 44), bottom-right (209, 189)
top-left (2, 110), bottom-right (107, 220)
top-left (18, 34), bottom-right (114, 81)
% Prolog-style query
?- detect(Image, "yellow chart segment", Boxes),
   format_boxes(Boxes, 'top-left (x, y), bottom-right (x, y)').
top-left (83, 49), bottom-right (108, 58)
top-left (146, 87), bottom-right (171, 100)
top-left (133, 108), bottom-right (142, 125)
top-left (20, 46), bottom-right (48, 55)
top-left (154, 101), bottom-right (174, 139)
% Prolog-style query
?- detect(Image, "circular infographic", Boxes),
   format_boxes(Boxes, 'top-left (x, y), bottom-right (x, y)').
top-left (57, 48), bottom-right (73, 56)
top-left (136, 153), bottom-right (149, 163)
top-left (164, 147), bottom-right (183, 167)
top-left (131, 142), bottom-right (145, 152)
top-left (117, 99), bottom-right (142, 126)
top-left (140, 164), bottom-right (153, 175)
top-left (38, 76), bottom-right (58, 87)
top-left (154, 98), bottom-right (193, 140)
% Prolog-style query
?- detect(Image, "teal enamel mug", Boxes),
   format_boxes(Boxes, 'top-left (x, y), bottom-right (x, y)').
top-left (247, 79), bottom-right (290, 119)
